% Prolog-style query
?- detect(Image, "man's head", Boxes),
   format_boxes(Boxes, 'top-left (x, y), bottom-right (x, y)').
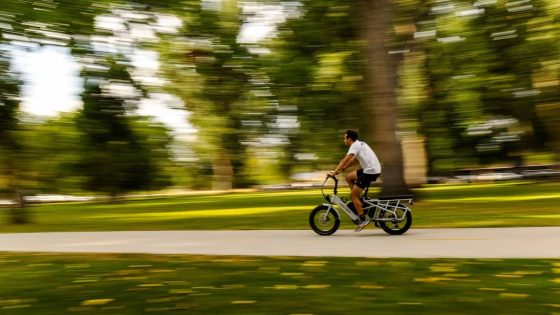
top-left (344, 130), bottom-right (358, 146)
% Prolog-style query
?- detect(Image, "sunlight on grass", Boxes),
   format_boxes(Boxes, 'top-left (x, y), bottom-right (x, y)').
top-left (479, 287), bottom-right (506, 291)
top-left (3, 180), bottom-right (560, 232)
top-left (429, 193), bottom-right (560, 203)
top-left (303, 285), bottom-right (330, 289)
top-left (358, 284), bottom-right (384, 289)
top-left (87, 206), bottom-right (310, 220)
top-left (414, 277), bottom-right (454, 283)
top-left (522, 214), bottom-right (560, 219)
top-left (433, 221), bottom-right (509, 227)
top-left (499, 293), bottom-right (529, 299)
top-left (81, 299), bottom-right (114, 306)
top-left (415, 181), bottom-right (532, 191)
top-left (231, 300), bottom-right (256, 304)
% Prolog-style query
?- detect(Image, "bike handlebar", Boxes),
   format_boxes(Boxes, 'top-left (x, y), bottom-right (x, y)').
top-left (321, 175), bottom-right (339, 201)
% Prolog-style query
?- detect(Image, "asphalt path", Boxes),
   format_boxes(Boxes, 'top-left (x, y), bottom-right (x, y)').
top-left (0, 227), bottom-right (558, 258)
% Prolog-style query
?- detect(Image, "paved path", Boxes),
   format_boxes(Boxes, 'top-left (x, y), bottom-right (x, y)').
top-left (0, 227), bottom-right (558, 258)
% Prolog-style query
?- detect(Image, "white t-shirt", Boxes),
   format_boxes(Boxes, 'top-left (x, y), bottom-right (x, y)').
top-left (347, 140), bottom-right (381, 174)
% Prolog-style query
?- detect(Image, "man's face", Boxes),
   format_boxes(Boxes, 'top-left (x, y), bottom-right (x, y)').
top-left (344, 134), bottom-right (352, 147)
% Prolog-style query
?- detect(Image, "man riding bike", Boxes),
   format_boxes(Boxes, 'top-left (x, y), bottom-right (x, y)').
top-left (328, 130), bottom-right (381, 232)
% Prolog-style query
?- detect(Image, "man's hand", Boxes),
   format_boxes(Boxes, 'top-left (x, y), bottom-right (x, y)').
top-left (327, 171), bottom-right (337, 178)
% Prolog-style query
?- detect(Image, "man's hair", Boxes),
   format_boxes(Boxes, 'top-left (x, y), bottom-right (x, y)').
top-left (345, 130), bottom-right (358, 141)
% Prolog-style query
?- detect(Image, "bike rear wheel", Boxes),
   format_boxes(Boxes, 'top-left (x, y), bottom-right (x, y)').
top-left (378, 207), bottom-right (412, 235)
top-left (309, 205), bottom-right (340, 236)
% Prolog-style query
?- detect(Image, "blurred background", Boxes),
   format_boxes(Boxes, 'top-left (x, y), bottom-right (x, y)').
top-left (1, 0), bottom-right (560, 204)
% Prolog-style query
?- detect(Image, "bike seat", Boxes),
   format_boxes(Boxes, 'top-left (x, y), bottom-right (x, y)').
top-left (378, 195), bottom-right (414, 200)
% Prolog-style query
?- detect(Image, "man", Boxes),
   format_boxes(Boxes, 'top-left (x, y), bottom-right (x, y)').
top-left (328, 130), bottom-right (381, 232)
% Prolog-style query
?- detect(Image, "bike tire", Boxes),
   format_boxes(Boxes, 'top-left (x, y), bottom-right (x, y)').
top-left (379, 209), bottom-right (412, 235)
top-left (309, 205), bottom-right (340, 236)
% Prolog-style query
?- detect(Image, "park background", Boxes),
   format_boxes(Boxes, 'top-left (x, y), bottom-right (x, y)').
top-left (2, 0), bottom-right (560, 203)
top-left (1, 0), bottom-right (560, 314)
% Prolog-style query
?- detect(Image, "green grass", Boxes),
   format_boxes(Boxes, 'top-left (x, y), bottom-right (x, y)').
top-left (0, 252), bottom-right (559, 314)
top-left (2, 180), bottom-right (560, 232)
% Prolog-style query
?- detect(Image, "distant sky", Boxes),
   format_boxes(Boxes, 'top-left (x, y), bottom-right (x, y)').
top-left (12, 45), bottom-right (82, 116)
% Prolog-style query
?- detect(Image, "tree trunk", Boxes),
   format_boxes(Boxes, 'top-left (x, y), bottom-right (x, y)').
top-left (211, 150), bottom-right (233, 190)
top-left (4, 154), bottom-right (29, 224)
top-left (360, 0), bottom-right (411, 196)
top-left (10, 190), bottom-right (28, 224)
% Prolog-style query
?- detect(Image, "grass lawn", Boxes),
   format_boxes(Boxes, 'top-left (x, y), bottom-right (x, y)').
top-left (1, 180), bottom-right (560, 232)
top-left (0, 252), bottom-right (558, 314)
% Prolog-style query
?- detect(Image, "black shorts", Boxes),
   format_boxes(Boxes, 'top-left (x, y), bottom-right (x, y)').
top-left (356, 169), bottom-right (380, 189)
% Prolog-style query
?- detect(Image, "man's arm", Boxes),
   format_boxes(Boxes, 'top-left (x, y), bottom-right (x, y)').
top-left (330, 154), bottom-right (357, 176)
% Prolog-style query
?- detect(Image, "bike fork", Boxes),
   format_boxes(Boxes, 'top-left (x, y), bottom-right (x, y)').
top-left (322, 205), bottom-right (333, 221)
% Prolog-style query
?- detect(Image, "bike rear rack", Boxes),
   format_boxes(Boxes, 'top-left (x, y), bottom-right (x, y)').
top-left (363, 197), bottom-right (413, 222)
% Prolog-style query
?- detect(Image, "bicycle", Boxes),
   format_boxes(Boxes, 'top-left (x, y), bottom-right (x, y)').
top-left (309, 175), bottom-right (413, 236)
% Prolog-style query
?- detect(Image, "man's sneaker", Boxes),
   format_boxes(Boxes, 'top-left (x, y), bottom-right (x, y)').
top-left (354, 216), bottom-right (370, 232)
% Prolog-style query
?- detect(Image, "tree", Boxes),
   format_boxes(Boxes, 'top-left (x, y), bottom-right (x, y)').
top-left (0, 45), bottom-right (25, 223)
top-left (358, 0), bottom-right (411, 195)
top-left (19, 114), bottom-right (85, 194)
top-left (262, 2), bottom-right (369, 178)
top-left (266, 0), bottom-right (410, 194)
top-left (157, 0), bottom-right (265, 189)
top-left (0, 0), bottom-right (27, 221)
top-left (77, 57), bottom-right (168, 199)
top-left (414, 0), bottom-right (560, 173)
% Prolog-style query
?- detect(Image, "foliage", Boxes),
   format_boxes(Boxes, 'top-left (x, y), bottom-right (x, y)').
top-left (157, 0), bottom-right (278, 189)
top-left (14, 112), bottom-right (173, 195)
top-left (77, 58), bottom-right (148, 196)
top-left (261, 1), bottom-right (366, 173)
top-left (415, 0), bottom-right (560, 173)
top-left (18, 114), bottom-right (84, 193)
top-left (0, 48), bottom-right (22, 185)
top-left (2, 0), bottom-right (560, 193)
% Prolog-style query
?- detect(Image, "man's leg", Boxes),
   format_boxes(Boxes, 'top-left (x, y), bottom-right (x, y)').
top-left (350, 185), bottom-right (364, 216)
top-left (352, 184), bottom-right (370, 232)
top-left (346, 171), bottom-right (357, 190)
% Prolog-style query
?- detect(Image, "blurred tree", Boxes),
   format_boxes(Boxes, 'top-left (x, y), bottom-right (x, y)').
top-left (157, 0), bottom-right (269, 189)
top-left (262, 2), bottom-right (365, 177)
top-left (0, 45), bottom-right (26, 223)
top-left (77, 57), bottom-right (169, 199)
top-left (129, 115), bottom-right (174, 189)
top-left (531, 0), bottom-right (560, 155)
top-left (41, 1), bottom-right (174, 198)
top-left (265, 0), bottom-right (411, 194)
top-left (18, 114), bottom-right (85, 195)
top-left (3, 0), bottom-right (560, 197)
top-left (415, 0), bottom-right (560, 174)
top-left (0, 0), bottom-right (27, 222)
top-left (1, 0), bottom-right (113, 209)
top-left (17, 111), bottom-right (173, 197)
top-left (358, 0), bottom-right (411, 195)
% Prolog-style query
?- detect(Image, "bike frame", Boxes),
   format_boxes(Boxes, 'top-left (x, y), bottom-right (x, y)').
top-left (328, 193), bottom-right (360, 221)
top-left (321, 176), bottom-right (412, 223)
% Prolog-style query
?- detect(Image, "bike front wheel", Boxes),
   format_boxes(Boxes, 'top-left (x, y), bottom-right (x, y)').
top-left (309, 205), bottom-right (340, 236)
top-left (378, 207), bottom-right (412, 235)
